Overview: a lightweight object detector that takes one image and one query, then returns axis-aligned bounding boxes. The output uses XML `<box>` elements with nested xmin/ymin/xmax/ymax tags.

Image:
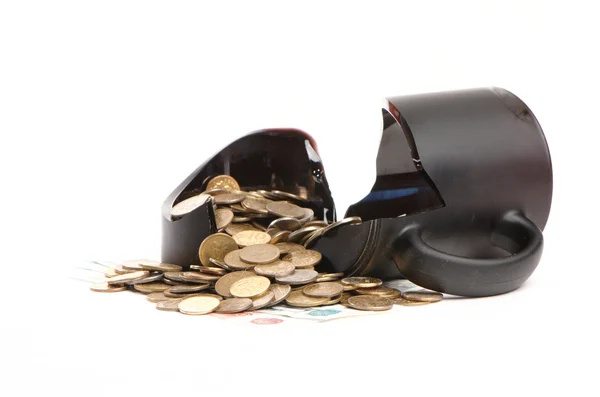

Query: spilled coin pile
<box><xmin>91</xmin><ymin>175</ymin><xmax>444</xmax><ymax>315</ymax></box>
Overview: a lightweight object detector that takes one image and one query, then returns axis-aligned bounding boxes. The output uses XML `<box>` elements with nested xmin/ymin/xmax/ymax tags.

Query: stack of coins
<box><xmin>91</xmin><ymin>175</ymin><xmax>443</xmax><ymax>315</ymax></box>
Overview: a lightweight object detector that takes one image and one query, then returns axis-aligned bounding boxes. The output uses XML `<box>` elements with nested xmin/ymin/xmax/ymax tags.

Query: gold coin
<box><xmin>347</xmin><ymin>295</ymin><xmax>393</xmax><ymax>311</ymax></box>
<box><xmin>104</xmin><ymin>268</ymin><xmax>118</xmax><ymax>278</ymax></box>
<box><xmin>163</xmin><ymin>271</ymin><xmax>187</xmax><ymax>282</ymax></box>
<box><xmin>266</xmin><ymin>201</ymin><xmax>306</xmax><ymax>219</ymax></box>
<box><xmin>106</xmin><ymin>270</ymin><xmax>150</xmax><ymax>285</ymax></box>
<box><xmin>250</xmin><ymin>290</ymin><xmax>275</xmax><ymax>310</ymax></box>
<box><xmin>270</xmin><ymin>190</ymin><xmax>311</xmax><ymax>204</ymax></box>
<box><xmin>178</xmin><ymin>296</ymin><xmax>221</xmax><ymax>315</ymax></box>
<box><xmin>303</xmin><ymin>282</ymin><xmax>344</xmax><ymax>298</ymax></box>
<box><xmin>90</xmin><ymin>282</ymin><xmax>127</xmax><ymax>293</ymax></box>
<box><xmin>203</xmin><ymin>188</ymin><xmax>229</xmax><ymax>196</ymax></box>
<box><xmin>238</xmin><ymin>244</ymin><xmax>280</xmax><ymax>264</ymax></box>
<box><xmin>171</xmin><ymin>193</ymin><xmax>211</xmax><ymax>217</ymax></box>
<box><xmin>156</xmin><ymin>299</ymin><xmax>183</xmax><ymax>312</ymax></box>
<box><xmin>182</xmin><ymin>272</ymin><xmax>220</xmax><ymax>283</ymax></box>
<box><xmin>139</xmin><ymin>262</ymin><xmax>183</xmax><ymax>272</ymax></box>
<box><xmin>356</xmin><ymin>286</ymin><xmax>402</xmax><ymax>298</ymax></box>
<box><xmin>323</xmin><ymin>294</ymin><xmax>343</xmax><ymax>305</ymax></box>
<box><xmin>114</xmin><ymin>264</ymin><xmax>135</xmax><ymax>274</ymax></box>
<box><xmin>287</xmin><ymin>226</ymin><xmax>321</xmax><ymax>243</ymax></box>
<box><xmin>266</xmin><ymin>284</ymin><xmax>292</xmax><ymax>307</ymax></box>
<box><xmin>206</xmin><ymin>175</ymin><xmax>240</xmax><ymax>192</ymax></box>
<box><xmin>340</xmin><ymin>277</ymin><xmax>383</xmax><ymax>288</ymax></box>
<box><xmin>214</xmin><ymin>271</ymin><xmax>255</xmax><ymax>297</ymax></box>
<box><xmin>393</xmin><ymin>296</ymin><xmax>432</xmax><ymax>306</ymax></box>
<box><xmin>275</xmin><ymin>242</ymin><xmax>306</xmax><ymax>255</ymax></box>
<box><xmin>285</xmin><ymin>290</ymin><xmax>329</xmax><ymax>307</ymax></box>
<box><xmin>198</xmin><ymin>233</ymin><xmax>238</xmax><ymax>266</ymax></box>
<box><xmin>187</xmin><ymin>293</ymin><xmax>223</xmax><ymax>301</ymax></box>
<box><xmin>213</xmin><ymin>192</ymin><xmax>246</xmax><ymax>205</ymax></box>
<box><xmin>343</xmin><ymin>284</ymin><xmax>358</xmax><ymax>291</ymax></box>
<box><xmin>268</xmin><ymin>217</ymin><xmax>302</xmax><ymax>231</ymax></box>
<box><xmin>282</xmin><ymin>250</ymin><xmax>322</xmax><ymax>268</ymax></box>
<box><xmin>195</xmin><ymin>266</ymin><xmax>228</xmax><ymax>276</ymax></box>
<box><xmin>133</xmin><ymin>282</ymin><xmax>171</xmax><ymax>293</ymax></box>
<box><xmin>225</xmin><ymin>223</ymin><xmax>260</xmax><ymax>236</ymax></box>
<box><xmin>165</xmin><ymin>284</ymin><xmax>210</xmax><ymax>294</ymax></box>
<box><xmin>224</xmin><ymin>250</ymin><xmax>255</xmax><ymax>270</ymax></box>
<box><xmin>254</xmin><ymin>261</ymin><xmax>295</xmax><ymax>278</ymax></box>
<box><xmin>304</xmin><ymin>220</ymin><xmax>328</xmax><ymax>228</ymax></box>
<box><xmin>319</xmin><ymin>216</ymin><xmax>363</xmax><ymax>238</ymax></box>
<box><xmin>340</xmin><ymin>292</ymin><xmax>353</xmax><ymax>306</ymax></box>
<box><xmin>401</xmin><ymin>290</ymin><xmax>443</xmax><ymax>302</ymax></box>
<box><xmin>275</xmin><ymin>269</ymin><xmax>319</xmax><ymax>285</ymax></box>
<box><xmin>214</xmin><ymin>298</ymin><xmax>253</xmax><ymax>313</ymax></box>
<box><xmin>269</xmin><ymin>230</ymin><xmax>290</xmax><ymax>244</ymax></box>
<box><xmin>233</xmin><ymin>230</ymin><xmax>271</xmax><ymax>246</ymax></box>
<box><xmin>129</xmin><ymin>272</ymin><xmax>164</xmax><ymax>284</ymax></box>
<box><xmin>232</xmin><ymin>216</ymin><xmax>253</xmax><ymax>223</ymax></box>
<box><xmin>208</xmin><ymin>258</ymin><xmax>234</xmax><ymax>271</ymax></box>
<box><xmin>299</xmin><ymin>208</ymin><xmax>315</xmax><ymax>223</ymax></box>
<box><xmin>122</xmin><ymin>259</ymin><xmax>159</xmax><ymax>271</ymax></box>
<box><xmin>147</xmin><ymin>292</ymin><xmax>172</xmax><ymax>303</ymax></box>
<box><xmin>215</xmin><ymin>208</ymin><xmax>234</xmax><ymax>230</ymax></box>
<box><xmin>229</xmin><ymin>276</ymin><xmax>271</xmax><ymax>298</ymax></box>
<box><xmin>241</xmin><ymin>196</ymin><xmax>272</xmax><ymax>214</ymax></box>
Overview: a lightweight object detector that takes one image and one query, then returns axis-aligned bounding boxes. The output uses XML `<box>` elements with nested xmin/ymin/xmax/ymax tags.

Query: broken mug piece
<box><xmin>161</xmin><ymin>87</ymin><xmax>552</xmax><ymax>298</ymax></box>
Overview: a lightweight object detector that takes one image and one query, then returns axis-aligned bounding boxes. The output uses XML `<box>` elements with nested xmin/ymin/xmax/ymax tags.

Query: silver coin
<box><xmin>287</xmin><ymin>226</ymin><xmax>321</xmax><ymax>243</ymax></box>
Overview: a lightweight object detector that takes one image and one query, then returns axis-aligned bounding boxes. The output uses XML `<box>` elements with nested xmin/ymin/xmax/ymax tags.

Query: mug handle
<box><xmin>393</xmin><ymin>211</ymin><xmax>544</xmax><ymax>297</ymax></box>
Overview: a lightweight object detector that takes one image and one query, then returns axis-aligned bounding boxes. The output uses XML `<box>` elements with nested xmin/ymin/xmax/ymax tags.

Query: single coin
<box><xmin>265</xmin><ymin>284</ymin><xmax>292</xmax><ymax>307</ymax></box>
<box><xmin>303</xmin><ymin>282</ymin><xmax>344</xmax><ymax>298</ymax></box>
<box><xmin>208</xmin><ymin>258</ymin><xmax>234</xmax><ymax>271</ymax></box>
<box><xmin>347</xmin><ymin>295</ymin><xmax>393</xmax><ymax>311</ymax></box>
<box><xmin>156</xmin><ymin>299</ymin><xmax>183</xmax><ymax>312</ymax></box>
<box><xmin>343</xmin><ymin>284</ymin><xmax>358</xmax><ymax>291</ymax></box>
<box><xmin>213</xmin><ymin>192</ymin><xmax>246</xmax><ymax>205</ymax></box>
<box><xmin>114</xmin><ymin>264</ymin><xmax>135</xmax><ymax>274</ymax></box>
<box><xmin>229</xmin><ymin>276</ymin><xmax>271</xmax><ymax>298</ymax></box>
<box><xmin>304</xmin><ymin>220</ymin><xmax>328</xmax><ymax>228</ymax></box>
<box><xmin>139</xmin><ymin>262</ymin><xmax>183</xmax><ymax>272</ymax></box>
<box><xmin>401</xmin><ymin>290</ymin><xmax>444</xmax><ymax>302</ymax></box>
<box><xmin>163</xmin><ymin>278</ymin><xmax>183</xmax><ymax>286</ymax></box>
<box><xmin>225</xmin><ymin>223</ymin><xmax>260</xmax><ymax>236</ymax></box>
<box><xmin>287</xmin><ymin>226</ymin><xmax>321</xmax><ymax>243</ymax></box>
<box><xmin>104</xmin><ymin>268</ymin><xmax>118</xmax><ymax>278</ymax></box>
<box><xmin>268</xmin><ymin>217</ymin><xmax>302</xmax><ymax>231</ymax></box>
<box><xmin>316</xmin><ymin>277</ymin><xmax>339</xmax><ymax>283</ymax></box>
<box><xmin>203</xmin><ymin>188</ymin><xmax>229</xmax><ymax>196</ymax></box>
<box><xmin>299</xmin><ymin>208</ymin><xmax>315</xmax><ymax>224</ymax></box>
<box><xmin>165</xmin><ymin>284</ymin><xmax>210</xmax><ymax>294</ymax></box>
<box><xmin>224</xmin><ymin>250</ymin><xmax>255</xmax><ymax>270</ymax></box>
<box><xmin>215</xmin><ymin>271</ymin><xmax>256</xmax><ymax>297</ymax></box>
<box><xmin>129</xmin><ymin>272</ymin><xmax>164</xmax><ymax>284</ymax></box>
<box><xmin>122</xmin><ymin>259</ymin><xmax>160</xmax><ymax>271</ymax></box>
<box><xmin>186</xmin><ymin>293</ymin><xmax>223</xmax><ymax>301</ymax></box>
<box><xmin>229</xmin><ymin>203</ymin><xmax>252</xmax><ymax>214</ymax></box>
<box><xmin>282</xmin><ymin>250</ymin><xmax>322</xmax><ymax>268</ymax></box>
<box><xmin>206</xmin><ymin>175</ymin><xmax>240</xmax><ymax>192</ymax></box>
<box><xmin>256</xmin><ymin>190</ymin><xmax>280</xmax><ymax>200</ymax></box>
<box><xmin>196</xmin><ymin>266</ymin><xmax>228</xmax><ymax>276</ymax></box>
<box><xmin>266</xmin><ymin>201</ymin><xmax>306</xmax><ymax>219</ymax></box>
<box><xmin>171</xmin><ymin>193</ymin><xmax>211</xmax><ymax>217</ymax></box>
<box><xmin>269</xmin><ymin>230</ymin><xmax>290</xmax><ymax>244</ymax></box>
<box><xmin>275</xmin><ymin>242</ymin><xmax>306</xmax><ymax>255</ymax></box>
<box><xmin>147</xmin><ymin>292</ymin><xmax>172</xmax><ymax>303</ymax></box>
<box><xmin>178</xmin><ymin>296</ymin><xmax>221</xmax><ymax>315</ymax></box>
<box><xmin>233</xmin><ymin>216</ymin><xmax>253</xmax><ymax>223</ymax></box>
<box><xmin>214</xmin><ymin>298</ymin><xmax>253</xmax><ymax>313</ymax></box>
<box><xmin>198</xmin><ymin>233</ymin><xmax>238</xmax><ymax>266</ymax></box>
<box><xmin>340</xmin><ymin>292</ymin><xmax>353</xmax><ymax>306</ymax></box>
<box><xmin>340</xmin><ymin>277</ymin><xmax>383</xmax><ymax>288</ymax></box>
<box><xmin>106</xmin><ymin>270</ymin><xmax>150</xmax><ymax>285</ymax></box>
<box><xmin>182</xmin><ymin>272</ymin><xmax>220</xmax><ymax>283</ymax></box>
<box><xmin>320</xmin><ymin>216</ymin><xmax>363</xmax><ymax>238</ymax></box>
<box><xmin>356</xmin><ymin>286</ymin><xmax>402</xmax><ymax>298</ymax></box>
<box><xmin>254</xmin><ymin>261</ymin><xmax>295</xmax><ymax>278</ymax></box>
<box><xmin>241</xmin><ymin>196</ymin><xmax>272</xmax><ymax>214</ymax></box>
<box><xmin>239</xmin><ymin>244</ymin><xmax>280</xmax><ymax>264</ymax></box>
<box><xmin>270</xmin><ymin>190</ymin><xmax>311</xmax><ymax>204</ymax></box>
<box><xmin>163</xmin><ymin>271</ymin><xmax>188</xmax><ymax>282</ymax></box>
<box><xmin>251</xmin><ymin>220</ymin><xmax>268</xmax><ymax>231</ymax></box>
<box><xmin>319</xmin><ymin>272</ymin><xmax>344</xmax><ymax>278</ymax></box>
<box><xmin>285</xmin><ymin>290</ymin><xmax>329</xmax><ymax>307</ymax></box>
<box><xmin>133</xmin><ymin>282</ymin><xmax>171</xmax><ymax>293</ymax></box>
<box><xmin>90</xmin><ymin>282</ymin><xmax>127</xmax><ymax>293</ymax></box>
<box><xmin>323</xmin><ymin>294</ymin><xmax>343</xmax><ymax>305</ymax></box>
<box><xmin>393</xmin><ymin>296</ymin><xmax>432</xmax><ymax>306</ymax></box>
<box><xmin>275</xmin><ymin>269</ymin><xmax>319</xmax><ymax>285</ymax></box>
<box><xmin>233</xmin><ymin>230</ymin><xmax>271</xmax><ymax>246</ymax></box>
<box><xmin>250</xmin><ymin>290</ymin><xmax>275</xmax><ymax>310</ymax></box>
<box><xmin>215</xmin><ymin>208</ymin><xmax>234</xmax><ymax>230</ymax></box>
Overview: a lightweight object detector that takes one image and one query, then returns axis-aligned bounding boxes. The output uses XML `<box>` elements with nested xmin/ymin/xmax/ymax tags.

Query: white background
<box><xmin>1</xmin><ymin>1</ymin><xmax>599</xmax><ymax>396</ymax></box>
